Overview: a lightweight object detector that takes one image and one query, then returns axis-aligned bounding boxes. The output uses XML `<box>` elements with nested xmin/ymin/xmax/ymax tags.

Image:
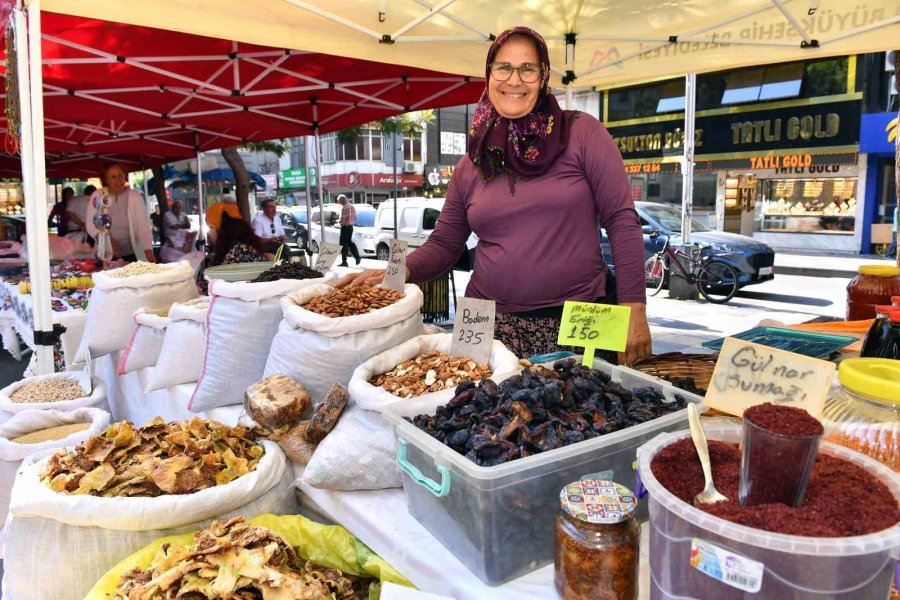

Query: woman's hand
<box><xmin>333</xmin><ymin>269</ymin><xmax>386</xmax><ymax>288</ymax></box>
<box><xmin>619</xmin><ymin>302</ymin><xmax>652</xmax><ymax>366</ymax></box>
<box><xmin>143</xmin><ymin>249</ymin><xmax>157</xmax><ymax>263</ymax></box>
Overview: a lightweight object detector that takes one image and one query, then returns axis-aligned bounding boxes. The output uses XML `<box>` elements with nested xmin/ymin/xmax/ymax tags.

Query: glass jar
<box><xmin>846</xmin><ymin>265</ymin><xmax>900</xmax><ymax>321</ymax></box>
<box><xmin>860</xmin><ymin>305</ymin><xmax>896</xmax><ymax>357</ymax></box>
<box><xmin>555</xmin><ymin>479</ymin><xmax>639</xmax><ymax>600</ymax></box>
<box><xmin>823</xmin><ymin>358</ymin><xmax>900</xmax><ymax>471</ymax></box>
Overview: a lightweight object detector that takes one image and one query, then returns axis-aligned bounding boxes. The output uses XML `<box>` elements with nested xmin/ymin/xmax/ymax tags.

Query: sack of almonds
<box><xmin>264</xmin><ymin>283</ymin><xmax>424</xmax><ymax>405</ymax></box>
<box><xmin>348</xmin><ymin>333</ymin><xmax>520</xmax><ymax>417</ymax></box>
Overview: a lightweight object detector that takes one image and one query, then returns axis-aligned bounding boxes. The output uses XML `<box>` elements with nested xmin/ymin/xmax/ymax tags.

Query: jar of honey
<box><xmin>555</xmin><ymin>479</ymin><xmax>639</xmax><ymax>600</ymax></box>
<box><xmin>846</xmin><ymin>265</ymin><xmax>900</xmax><ymax>321</ymax></box>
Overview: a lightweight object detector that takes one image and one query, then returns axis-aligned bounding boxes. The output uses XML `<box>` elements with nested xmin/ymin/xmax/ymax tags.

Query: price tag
<box><xmin>450</xmin><ymin>298</ymin><xmax>495</xmax><ymax>365</ymax></box>
<box><xmin>313</xmin><ymin>242</ymin><xmax>343</xmax><ymax>273</ymax></box>
<box><xmin>382</xmin><ymin>239</ymin><xmax>407</xmax><ymax>293</ymax></box>
<box><xmin>705</xmin><ymin>337</ymin><xmax>835</xmax><ymax>418</ymax></box>
<box><xmin>557</xmin><ymin>301</ymin><xmax>632</xmax><ymax>367</ymax></box>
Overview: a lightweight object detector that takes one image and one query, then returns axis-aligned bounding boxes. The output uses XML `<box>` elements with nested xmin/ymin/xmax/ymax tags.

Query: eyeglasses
<box><xmin>489</xmin><ymin>62</ymin><xmax>541</xmax><ymax>83</ymax></box>
<box><xmin>270</xmin><ymin>223</ymin><xmax>276</xmax><ymax>234</ymax></box>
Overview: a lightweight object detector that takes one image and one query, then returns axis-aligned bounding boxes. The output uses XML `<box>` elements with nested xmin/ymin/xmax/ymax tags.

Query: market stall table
<box><xmin>293</xmin><ymin>465</ymin><xmax>651</xmax><ymax>600</ymax></box>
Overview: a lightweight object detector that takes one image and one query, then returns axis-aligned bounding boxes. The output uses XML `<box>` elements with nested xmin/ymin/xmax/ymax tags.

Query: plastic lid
<box><xmin>838</xmin><ymin>358</ymin><xmax>900</xmax><ymax>405</ymax></box>
<box><xmin>874</xmin><ymin>305</ymin><xmax>896</xmax><ymax>315</ymax></box>
<box><xmin>560</xmin><ymin>479</ymin><xmax>636</xmax><ymax>524</ymax></box>
<box><xmin>858</xmin><ymin>265</ymin><xmax>900</xmax><ymax>276</ymax></box>
<box><xmin>893</xmin><ymin>296</ymin><xmax>900</xmax><ymax>305</ymax></box>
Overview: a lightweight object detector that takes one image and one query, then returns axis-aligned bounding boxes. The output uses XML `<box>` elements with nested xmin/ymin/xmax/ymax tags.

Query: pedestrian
<box><xmin>85</xmin><ymin>163</ymin><xmax>156</xmax><ymax>263</ymax></box>
<box><xmin>48</xmin><ymin>187</ymin><xmax>74</xmax><ymax>236</ymax></box>
<box><xmin>251</xmin><ymin>198</ymin><xmax>288</xmax><ymax>254</ymax></box>
<box><xmin>336</xmin><ymin>26</ymin><xmax>650</xmax><ymax>364</ymax></box>
<box><xmin>163</xmin><ymin>200</ymin><xmax>197</xmax><ymax>253</ymax></box>
<box><xmin>150</xmin><ymin>205</ymin><xmax>162</xmax><ymax>245</ymax></box>
<box><xmin>205</xmin><ymin>185</ymin><xmax>242</xmax><ymax>244</ymax></box>
<box><xmin>337</xmin><ymin>195</ymin><xmax>361</xmax><ymax>267</ymax></box>
<box><xmin>887</xmin><ymin>204</ymin><xmax>898</xmax><ymax>259</ymax></box>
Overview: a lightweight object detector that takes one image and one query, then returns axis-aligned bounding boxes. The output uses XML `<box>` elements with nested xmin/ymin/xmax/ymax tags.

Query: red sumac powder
<box><xmin>650</xmin><ymin>438</ymin><xmax>899</xmax><ymax>537</ymax></box>
<box><xmin>744</xmin><ymin>402</ymin><xmax>824</xmax><ymax>437</ymax></box>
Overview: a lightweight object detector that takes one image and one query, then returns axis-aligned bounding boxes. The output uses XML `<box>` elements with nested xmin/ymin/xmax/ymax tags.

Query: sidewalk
<box><xmin>775</xmin><ymin>252</ymin><xmax>896</xmax><ymax>278</ymax></box>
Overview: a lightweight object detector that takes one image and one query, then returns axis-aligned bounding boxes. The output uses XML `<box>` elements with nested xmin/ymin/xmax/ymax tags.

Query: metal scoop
<box><xmin>688</xmin><ymin>403</ymin><xmax>728</xmax><ymax>506</ymax></box>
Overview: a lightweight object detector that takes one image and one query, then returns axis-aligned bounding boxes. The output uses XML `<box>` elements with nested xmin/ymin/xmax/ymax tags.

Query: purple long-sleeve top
<box><xmin>407</xmin><ymin>113</ymin><xmax>646</xmax><ymax>313</ymax></box>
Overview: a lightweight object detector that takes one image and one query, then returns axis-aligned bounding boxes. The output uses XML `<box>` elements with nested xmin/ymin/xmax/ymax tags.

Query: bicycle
<box><xmin>644</xmin><ymin>231</ymin><xmax>739</xmax><ymax>304</ymax></box>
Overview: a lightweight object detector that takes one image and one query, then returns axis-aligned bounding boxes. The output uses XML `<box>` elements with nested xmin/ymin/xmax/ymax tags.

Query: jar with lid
<box><xmin>860</xmin><ymin>306</ymin><xmax>897</xmax><ymax>357</ymax></box>
<box><xmin>823</xmin><ymin>358</ymin><xmax>900</xmax><ymax>471</ymax></box>
<box><xmin>555</xmin><ymin>479</ymin><xmax>639</xmax><ymax>600</ymax></box>
<box><xmin>846</xmin><ymin>266</ymin><xmax>900</xmax><ymax>320</ymax></box>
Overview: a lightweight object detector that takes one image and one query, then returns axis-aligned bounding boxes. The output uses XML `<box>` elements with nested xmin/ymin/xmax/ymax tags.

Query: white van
<box><xmin>364</xmin><ymin>197</ymin><xmax>477</xmax><ymax>268</ymax></box>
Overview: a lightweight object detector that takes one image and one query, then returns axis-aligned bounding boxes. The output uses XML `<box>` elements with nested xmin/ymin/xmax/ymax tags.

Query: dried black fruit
<box><xmin>251</xmin><ymin>263</ymin><xmax>323</xmax><ymax>283</ymax></box>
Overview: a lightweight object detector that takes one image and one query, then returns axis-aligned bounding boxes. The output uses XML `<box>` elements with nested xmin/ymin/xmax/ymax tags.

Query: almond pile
<box><xmin>303</xmin><ymin>285</ymin><xmax>403</xmax><ymax>317</ymax></box>
<box><xmin>371</xmin><ymin>351</ymin><xmax>492</xmax><ymax>398</ymax></box>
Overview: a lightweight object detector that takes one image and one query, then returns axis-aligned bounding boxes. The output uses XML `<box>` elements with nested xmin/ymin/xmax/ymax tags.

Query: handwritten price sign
<box><xmin>313</xmin><ymin>242</ymin><xmax>343</xmax><ymax>273</ymax></box>
<box><xmin>382</xmin><ymin>239</ymin><xmax>408</xmax><ymax>293</ymax></box>
<box><xmin>557</xmin><ymin>301</ymin><xmax>632</xmax><ymax>366</ymax></box>
<box><xmin>450</xmin><ymin>298</ymin><xmax>495</xmax><ymax>365</ymax></box>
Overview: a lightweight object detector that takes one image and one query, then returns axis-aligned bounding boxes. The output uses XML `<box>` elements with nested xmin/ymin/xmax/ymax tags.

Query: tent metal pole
<box><xmin>392</xmin><ymin>130</ymin><xmax>398</xmax><ymax>241</ymax></box>
<box><xmin>390</xmin><ymin>0</ymin><xmax>457</xmax><ymax>40</ymax></box>
<box><xmin>681</xmin><ymin>72</ymin><xmax>696</xmax><ymax>246</ymax></box>
<box><xmin>280</xmin><ymin>0</ymin><xmax>383</xmax><ymax>40</ymax></box>
<box><xmin>19</xmin><ymin>0</ymin><xmax>55</xmax><ymax>374</ymax></box>
<box><xmin>195</xmin><ymin>135</ymin><xmax>206</xmax><ymax>246</ymax></box>
<box><xmin>314</xmin><ymin>129</ymin><xmax>326</xmax><ymax>244</ymax></box>
<box><xmin>302</xmin><ymin>136</ymin><xmax>313</xmax><ymax>254</ymax></box>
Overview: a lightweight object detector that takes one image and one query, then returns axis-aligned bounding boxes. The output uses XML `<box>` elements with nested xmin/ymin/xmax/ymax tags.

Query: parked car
<box><xmin>275</xmin><ymin>209</ymin><xmax>304</xmax><ymax>248</ymax></box>
<box><xmin>289</xmin><ymin>203</ymin><xmax>375</xmax><ymax>255</ymax></box>
<box><xmin>600</xmin><ymin>201</ymin><xmax>775</xmax><ymax>288</ymax></box>
<box><xmin>368</xmin><ymin>197</ymin><xmax>477</xmax><ymax>269</ymax></box>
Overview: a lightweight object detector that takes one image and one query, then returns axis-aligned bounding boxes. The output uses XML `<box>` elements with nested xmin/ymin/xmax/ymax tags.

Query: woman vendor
<box><xmin>339</xmin><ymin>27</ymin><xmax>650</xmax><ymax>364</ymax></box>
<box><xmin>86</xmin><ymin>163</ymin><xmax>156</xmax><ymax>263</ymax></box>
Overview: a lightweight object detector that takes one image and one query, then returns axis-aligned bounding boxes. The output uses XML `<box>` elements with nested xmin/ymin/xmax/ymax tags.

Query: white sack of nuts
<box><xmin>117</xmin><ymin>308</ymin><xmax>171</xmax><ymax>375</ymax></box>
<box><xmin>0</xmin><ymin>372</ymin><xmax>107</xmax><ymax>414</ymax></box>
<box><xmin>74</xmin><ymin>260</ymin><xmax>198</xmax><ymax>362</ymax></box>
<box><xmin>349</xmin><ymin>333</ymin><xmax>520</xmax><ymax>417</ymax></box>
<box><xmin>188</xmin><ymin>275</ymin><xmax>334</xmax><ymax>414</ymax></box>
<box><xmin>0</xmin><ymin>407</ymin><xmax>110</xmax><ymax>535</ymax></box>
<box><xmin>264</xmin><ymin>283</ymin><xmax>424</xmax><ymax>405</ymax></box>
<box><xmin>3</xmin><ymin>438</ymin><xmax>296</xmax><ymax>600</ymax></box>
<box><xmin>145</xmin><ymin>298</ymin><xmax>210</xmax><ymax>392</ymax></box>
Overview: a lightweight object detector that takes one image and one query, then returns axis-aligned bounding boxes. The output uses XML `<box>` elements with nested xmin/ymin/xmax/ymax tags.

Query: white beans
<box><xmin>107</xmin><ymin>262</ymin><xmax>168</xmax><ymax>278</ymax></box>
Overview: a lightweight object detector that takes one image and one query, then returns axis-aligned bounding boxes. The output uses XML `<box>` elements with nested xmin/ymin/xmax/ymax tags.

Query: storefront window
<box><xmin>644</xmin><ymin>172</ymin><xmax>717</xmax><ymax>211</ymax></box>
<box><xmin>322</xmin><ymin>135</ymin><xmax>336</xmax><ymax>163</ymax></box>
<box><xmin>758</xmin><ymin>177</ymin><xmax>857</xmax><ymax>233</ymax></box>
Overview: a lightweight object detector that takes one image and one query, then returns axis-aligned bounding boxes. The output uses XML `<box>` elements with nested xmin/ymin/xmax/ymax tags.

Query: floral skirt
<box><xmin>494</xmin><ymin>312</ymin><xmax>617</xmax><ymax>364</ymax></box>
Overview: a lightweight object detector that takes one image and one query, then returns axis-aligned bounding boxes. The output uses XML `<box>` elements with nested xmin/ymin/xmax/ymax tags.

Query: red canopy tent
<box><xmin>0</xmin><ymin>8</ymin><xmax>484</xmax><ymax>177</ymax></box>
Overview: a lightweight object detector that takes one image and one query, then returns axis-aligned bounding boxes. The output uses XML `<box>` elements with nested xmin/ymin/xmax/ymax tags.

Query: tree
<box><xmin>151</xmin><ymin>164</ymin><xmax>169</xmax><ymax>242</ymax></box>
<box><xmin>220</xmin><ymin>140</ymin><xmax>290</xmax><ymax>220</ymax></box>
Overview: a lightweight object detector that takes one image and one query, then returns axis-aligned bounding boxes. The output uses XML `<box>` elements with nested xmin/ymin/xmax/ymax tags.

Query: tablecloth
<box><xmin>294</xmin><ymin>465</ymin><xmax>651</xmax><ymax>600</ymax></box>
<box><xmin>96</xmin><ymin>353</ymin><xmax>243</xmax><ymax>426</ymax></box>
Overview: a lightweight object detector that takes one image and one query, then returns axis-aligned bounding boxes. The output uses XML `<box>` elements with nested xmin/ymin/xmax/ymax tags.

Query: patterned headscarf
<box><xmin>468</xmin><ymin>26</ymin><xmax>577</xmax><ymax>191</ymax></box>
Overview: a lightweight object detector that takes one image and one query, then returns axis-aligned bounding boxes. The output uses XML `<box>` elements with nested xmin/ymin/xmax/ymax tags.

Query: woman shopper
<box><xmin>338</xmin><ymin>26</ymin><xmax>650</xmax><ymax>364</ymax></box>
<box><xmin>85</xmin><ymin>163</ymin><xmax>155</xmax><ymax>262</ymax></box>
<box><xmin>197</xmin><ymin>214</ymin><xmax>274</xmax><ymax>293</ymax></box>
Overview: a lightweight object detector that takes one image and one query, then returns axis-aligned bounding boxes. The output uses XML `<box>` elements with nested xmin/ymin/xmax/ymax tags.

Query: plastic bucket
<box><xmin>636</xmin><ymin>421</ymin><xmax>900</xmax><ymax>600</ymax></box>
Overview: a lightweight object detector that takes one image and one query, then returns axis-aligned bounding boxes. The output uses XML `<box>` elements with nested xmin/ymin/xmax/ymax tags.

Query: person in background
<box><xmin>65</xmin><ymin>184</ymin><xmax>94</xmax><ymax>241</ymax></box>
<box><xmin>85</xmin><ymin>163</ymin><xmax>156</xmax><ymax>262</ymax></box>
<box><xmin>252</xmin><ymin>198</ymin><xmax>287</xmax><ymax>254</ymax></box>
<box><xmin>150</xmin><ymin>205</ymin><xmax>162</xmax><ymax>245</ymax></box>
<box><xmin>338</xmin><ymin>195</ymin><xmax>361</xmax><ymax>267</ymax></box>
<box><xmin>198</xmin><ymin>214</ymin><xmax>273</xmax><ymax>293</ymax></box>
<box><xmin>48</xmin><ymin>187</ymin><xmax>74</xmax><ymax>236</ymax></box>
<box><xmin>337</xmin><ymin>26</ymin><xmax>651</xmax><ymax>364</ymax></box>
<box><xmin>163</xmin><ymin>200</ymin><xmax>197</xmax><ymax>253</ymax></box>
<box><xmin>205</xmin><ymin>185</ymin><xmax>242</xmax><ymax>244</ymax></box>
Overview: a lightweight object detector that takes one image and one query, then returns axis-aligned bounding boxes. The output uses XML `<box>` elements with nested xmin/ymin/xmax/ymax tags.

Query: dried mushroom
<box><xmin>112</xmin><ymin>516</ymin><xmax>374</xmax><ymax>599</ymax></box>
<box><xmin>40</xmin><ymin>417</ymin><xmax>264</xmax><ymax>497</ymax></box>
<box><xmin>371</xmin><ymin>351</ymin><xmax>492</xmax><ymax>398</ymax></box>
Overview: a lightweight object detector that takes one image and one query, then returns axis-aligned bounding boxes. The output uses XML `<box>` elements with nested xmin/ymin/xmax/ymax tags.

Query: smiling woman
<box><xmin>337</xmin><ymin>27</ymin><xmax>652</xmax><ymax>365</ymax></box>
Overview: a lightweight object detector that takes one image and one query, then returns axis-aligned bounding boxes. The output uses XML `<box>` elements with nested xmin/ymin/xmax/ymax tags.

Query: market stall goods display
<box><xmin>412</xmin><ymin>358</ymin><xmax>689</xmax><ymax>467</ymax></box>
<box><xmin>251</xmin><ymin>263</ymin><xmax>324</xmax><ymax>283</ymax></box>
<box><xmin>371</xmin><ymin>351</ymin><xmax>492</xmax><ymax>398</ymax></box>
<box><xmin>111</xmin><ymin>516</ymin><xmax>375</xmax><ymax>599</ymax></box>
<box><xmin>11</xmin><ymin>422</ymin><xmax>90</xmax><ymax>444</ymax></box>
<box><xmin>244</xmin><ymin>374</ymin><xmax>310</xmax><ymax>437</ymax></box>
<box><xmin>117</xmin><ymin>308</ymin><xmax>172</xmax><ymax>375</ymax></box>
<box><xmin>0</xmin><ymin>372</ymin><xmax>107</xmax><ymax>414</ymax></box>
<box><xmin>9</xmin><ymin>377</ymin><xmax>85</xmax><ymax>403</ymax></box>
<box><xmin>264</xmin><ymin>283</ymin><xmax>424</xmax><ymax>406</ymax></box>
<box><xmin>638</xmin><ymin>423</ymin><xmax>900</xmax><ymax>600</ymax></box>
<box><xmin>305</xmin><ymin>383</ymin><xmax>349</xmax><ymax>443</ymax></box>
<box><xmin>144</xmin><ymin>298</ymin><xmax>210</xmax><ymax>392</ymax></box>
<box><xmin>75</xmin><ymin>260</ymin><xmax>199</xmax><ymax>361</ymax></box>
<box><xmin>277</xmin><ymin>421</ymin><xmax>317</xmax><ymax>465</ymax></box>
<box><xmin>189</xmin><ymin>275</ymin><xmax>334</xmax><ymax>414</ymax></box>
<box><xmin>303</xmin><ymin>284</ymin><xmax>403</xmax><ymax>317</ymax></box>
<box><xmin>41</xmin><ymin>417</ymin><xmax>264</xmax><ymax>497</ymax></box>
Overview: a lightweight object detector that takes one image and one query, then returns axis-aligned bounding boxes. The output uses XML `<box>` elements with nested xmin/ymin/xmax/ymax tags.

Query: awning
<box><xmin>39</xmin><ymin>0</ymin><xmax>900</xmax><ymax>89</ymax></box>
<box><xmin>0</xmin><ymin>7</ymin><xmax>484</xmax><ymax>177</ymax></box>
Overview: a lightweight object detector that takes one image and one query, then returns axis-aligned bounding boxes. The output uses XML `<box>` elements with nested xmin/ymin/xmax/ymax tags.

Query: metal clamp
<box><xmin>33</xmin><ymin>323</ymin><xmax>66</xmax><ymax>347</ymax></box>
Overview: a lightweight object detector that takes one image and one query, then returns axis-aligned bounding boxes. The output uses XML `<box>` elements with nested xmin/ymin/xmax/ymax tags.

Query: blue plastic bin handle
<box><xmin>396</xmin><ymin>439</ymin><xmax>451</xmax><ymax>497</ymax></box>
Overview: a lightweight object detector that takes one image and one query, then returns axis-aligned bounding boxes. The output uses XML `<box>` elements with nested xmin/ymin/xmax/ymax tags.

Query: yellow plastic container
<box><xmin>823</xmin><ymin>358</ymin><xmax>900</xmax><ymax>471</ymax></box>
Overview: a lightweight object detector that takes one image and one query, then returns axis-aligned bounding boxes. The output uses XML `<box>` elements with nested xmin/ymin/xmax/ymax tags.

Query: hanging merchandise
<box><xmin>92</xmin><ymin>190</ymin><xmax>114</xmax><ymax>263</ymax></box>
<box><xmin>4</xmin><ymin>20</ymin><xmax>20</xmax><ymax>156</ymax></box>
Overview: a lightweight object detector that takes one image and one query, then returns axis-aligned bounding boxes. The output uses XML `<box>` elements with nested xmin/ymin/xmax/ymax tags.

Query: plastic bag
<box><xmin>84</xmin><ymin>513</ymin><xmax>413</xmax><ymax>599</ymax></box>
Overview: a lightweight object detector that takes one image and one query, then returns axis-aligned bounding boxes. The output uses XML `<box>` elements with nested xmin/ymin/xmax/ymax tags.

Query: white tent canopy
<box><xmin>44</xmin><ymin>0</ymin><xmax>900</xmax><ymax>89</ymax></box>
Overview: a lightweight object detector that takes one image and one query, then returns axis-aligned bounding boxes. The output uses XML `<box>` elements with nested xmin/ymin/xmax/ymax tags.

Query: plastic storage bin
<box><xmin>384</xmin><ymin>359</ymin><xmax>705</xmax><ymax>586</ymax></box>
<box><xmin>637</xmin><ymin>421</ymin><xmax>900</xmax><ymax>600</ymax></box>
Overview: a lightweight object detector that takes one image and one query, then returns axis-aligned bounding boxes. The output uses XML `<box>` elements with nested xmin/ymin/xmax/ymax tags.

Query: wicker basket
<box><xmin>629</xmin><ymin>352</ymin><xmax>719</xmax><ymax>393</ymax></box>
